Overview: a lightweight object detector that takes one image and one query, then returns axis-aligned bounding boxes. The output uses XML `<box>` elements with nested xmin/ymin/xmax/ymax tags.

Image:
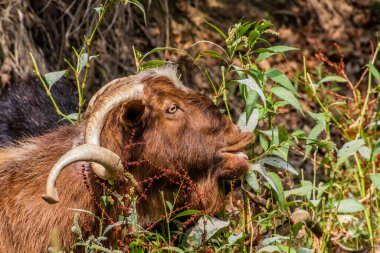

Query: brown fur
<box><xmin>0</xmin><ymin>123</ymin><xmax>98</xmax><ymax>252</ymax></box>
<box><xmin>0</xmin><ymin>69</ymin><xmax>253</xmax><ymax>252</ymax></box>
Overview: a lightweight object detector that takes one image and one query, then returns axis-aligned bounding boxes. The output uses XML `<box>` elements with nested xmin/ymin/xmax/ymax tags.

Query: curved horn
<box><xmin>42</xmin><ymin>144</ymin><xmax>124</xmax><ymax>204</ymax></box>
<box><xmin>85</xmin><ymin>82</ymin><xmax>144</xmax><ymax>178</ymax></box>
<box><xmin>86</xmin><ymin>78</ymin><xmax>124</xmax><ymax>112</ymax></box>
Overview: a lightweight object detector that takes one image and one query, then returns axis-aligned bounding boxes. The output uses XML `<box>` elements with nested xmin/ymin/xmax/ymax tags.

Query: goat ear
<box><xmin>120</xmin><ymin>100</ymin><xmax>145</xmax><ymax>129</ymax></box>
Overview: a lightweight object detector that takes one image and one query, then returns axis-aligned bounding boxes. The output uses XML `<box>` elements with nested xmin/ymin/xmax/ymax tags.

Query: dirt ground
<box><xmin>1</xmin><ymin>0</ymin><xmax>379</xmax><ymax>92</ymax></box>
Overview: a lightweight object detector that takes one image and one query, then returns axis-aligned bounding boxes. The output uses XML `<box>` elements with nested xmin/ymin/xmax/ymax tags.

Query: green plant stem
<box><xmin>75</xmin><ymin>52</ymin><xmax>84</xmax><ymax>119</ymax></box>
<box><xmin>65</xmin><ymin>57</ymin><xmax>83</xmax><ymax>120</ymax></box>
<box><xmin>221</xmin><ymin>66</ymin><xmax>232</xmax><ymax>120</ymax></box>
<box><xmin>132</xmin><ymin>46</ymin><xmax>140</xmax><ymax>72</ymax></box>
<box><xmin>223</xmin><ymin>89</ymin><xmax>232</xmax><ymax>120</ymax></box>
<box><xmin>81</xmin><ymin>0</ymin><xmax>110</xmax><ymax>119</ymax></box>
<box><xmin>353</xmin><ymin>42</ymin><xmax>380</xmax><ymax>248</ymax></box>
<box><xmin>30</xmin><ymin>53</ymin><xmax>75</xmax><ymax>125</ymax></box>
<box><xmin>371</xmin><ymin>82</ymin><xmax>380</xmax><ymax>243</ymax></box>
<box><xmin>356</xmin><ymin>154</ymin><xmax>374</xmax><ymax>247</ymax></box>
<box><xmin>64</xmin><ymin>0</ymin><xmax>112</xmax><ymax>120</ymax></box>
<box><xmin>356</xmin><ymin>41</ymin><xmax>380</xmax><ymax>138</ymax></box>
<box><xmin>373</xmin><ymin>159</ymin><xmax>380</xmax><ymax>243</ymax></box>
<box><xmin>304</xmin><ymin>58</ymin><xmax>376</xmax><ymax>248</ymax></box>
<box><xmin>159</xmin><ymin>191</ymin><xmax>170</xmax><ymax>242</ymax></box>
<box><xmin>313</xmin><ymin>149</ymin><xmax>318</xmax><ymax>201</ymax></box>
<box><xmin>241</xmin><ymin>184</ymin><xmax>249</xmax><ymax>235</ymax></box>
<box><xmin>306</xmin><ymin>70</ymin><xmax>368</xmax><ymax>202</ymax></box>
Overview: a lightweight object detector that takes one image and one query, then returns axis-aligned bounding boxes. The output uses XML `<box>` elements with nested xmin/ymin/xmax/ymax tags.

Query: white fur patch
<box><xmin>139</xmin><ymin>65</ymin><xmax>185</xmax><ymax>88</ymax></box>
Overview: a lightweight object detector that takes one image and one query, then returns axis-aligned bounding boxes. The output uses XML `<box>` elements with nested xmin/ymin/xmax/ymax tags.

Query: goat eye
<box><xmin>166</xmin><ymin>104</ymin><xmax>178</xmax><ymax>114</ymax></box>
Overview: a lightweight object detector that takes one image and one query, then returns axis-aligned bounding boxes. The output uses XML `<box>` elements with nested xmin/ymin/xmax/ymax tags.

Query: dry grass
<box><xmin>0</xmin><ymin>0</ymin><xmax>150</xmax><ymax>93</ymax></box>
<box><xmin>1</xmin><ymin>0</ymin><xmax>378</xmax><ymax>95</ymax></box>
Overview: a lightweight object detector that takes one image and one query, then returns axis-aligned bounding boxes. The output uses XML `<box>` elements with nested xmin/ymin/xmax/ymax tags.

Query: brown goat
<box><xmin>0</xmin><ymin>67</ymin><xmax>253</xmax><ymax>252</ymax></box>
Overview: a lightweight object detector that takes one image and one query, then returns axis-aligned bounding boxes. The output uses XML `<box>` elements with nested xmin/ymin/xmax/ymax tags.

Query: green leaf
<box><xmin>238</xmin><ymin>22</ymin><xmax>253</xmax><ymax>36</ymax></box>
<box><xmin>103</xmin><ymin>221</ymin><xmax>126</xmax><ymax>235</ymax></box>
<box><xmin>335</xmin><ymin>199</ymin><xmax>365</xmax><ymax>213</ymax></box>
<box><xmin>358</xmin><ymin>146</ymin><xmax>371</xmax><ymax>160</ymax></box>
<box><xmin>262</xmin><ymin>235</ymin><xmax>289</xmax><ymax>246</ymax></box>
<box><xmin>67</xmin><ymin>208</ymin><xmax>100</xmax><ymax>221</ymax></box>
<box><xmin>256</xmin><ymin>46</ymin><xmax>298</xmax><ymax>62</ymax></box>
<box><xmin>256</xmin><ymin>245</ymin><xmax>280</xmax><ymax>253</ymax></box>
<box><xmin>245</xmin><ymin>168</ymin><xmax>260</xmax><ymax>193</ymax></box>
<box><xmin>252</xmin><ymin>164</ymin><xmax>277</xmax><ymax>192</ymax></box>
<box><xmin>270</xmin><ymin>148</ymin><xmax>289</xmax><ymax>162</ymax></box>
<box><xmin>278</xmin><ymin>125</ymin><xmax>289</xmax><ymax>143</ymax></box>
<box><xmin>269</xmin><ymin>173</ymin><xmax>285</xmax><ymax>209</ymax></box>
<box><xmin>267</xmin><ymin>45</ymin><xmax>298</xmax><ymax>53</ymax></box>
<box><xmin>44</xmin><ymin>70</ymin><xmax>67</xmax><ymax>89</ymax></box>
<box><xmin>205</xmin><ymin>21</ymin><xmax>228</xmax><ymax>40</ymax></box>
<box><xmin>139</xmin><ymin>60</ymin><xmax>168</xmax><ymax>70</ymax></box>
<box><xmin>259</xmin><ymin>134</ymin><xmax>269</xmax><ymax>150</ymax></box>
<box><xmin>304</xmin><ymin>123</ymin><xmax>325</xmax><ymax>159</ymax></box>
<box><xmin>260</xmin><ymin>129</ymin><xmax>290</xmax><ymax>160</ymax></box>
<box><xmin>227</xmin><ymin>232</ymin><xmax>243</xmax><ymax>245</ymax></box>
<box><xmin>285</xmin><ymin>180</ymin><xmax>313</xmax><ymax>198</ymax></box>
<box><xmin>277</xmin><ymin>245</ymin><xmax>297</xmax><ymax>253</ymax></box>
<box><xmin>256</xmin><ymin>156</ymin><xmax>298</xmax><ymax>175</ymax></box>
<box><xmin>297</xmin><ymin>248</ymin><xmax>313</xmax><ymax>253</ymax></box>
<box><xmin>237</xmin><ymin>109</ymin><xmax>259</xmax><ymax>133</ymax></box>
<box><xmin>266</xmin><ymin>69</ymin><xmax>299</xmax><ymax>96</ymax></box>
<box><xmin>273</xmin><ymin>100</ymin><xmax>289</xmax><ymax>109</ymax></box>
<box><xmin>292</xmin><ymin>221</ymin><xmax>305</xmax><ymax>238</ymax></box>
<box><xmin>370</xmin><ymin>174</ymin><xmax>380</xmax><ymax>191</ymax></box>
<box><xmin>128</xmin><ymin>0</ymin><xmax>146</xmax><ymax>25</ymax></box>
<box><xmin>173</xmin><ymin>210</ymin><xmax>199</xmax><ymax>219</ymax></box>
<box><xmin>337</xmin><ymin>139</ymin><xmax>365</xmax><ymax>165</ymax></box>
<box><xmin>374</xmin><ymin>140</ymin><xmax>380</xmax><ymax>157</ymax></box>
<box><xmin>245</xmin><ymin>90</ymin><xmax>259</xmax><ymax>119</ymax></box>
<box><xmin>271</xmin><ymin>86</ymin><xmax>304</xmax><ymax>115</ymax></box>
<box><xmin>368</xmin><ymin>63</ymin><xmax>380</xmax><ymax>83</ymax></box>
<box><xmin>165</xmin><ymin>201</ymin><xmax>173</xmax><ymax>212</ymax></box>
<box><xmin>237</xmin><ymin>78</ymin><xmax>266</xmax><ymax>107</ymax></box>
<box><xmin>89</xmin><ymin>54</ymin><xmax>99</xmax><ymax>61</ymax></box>
<box><xmin>292</xmin><ymin>130</ymin><xmax>306</xmax><ymax>138</ymax></box>
<box><xmin>253</xmin><ymin>164</ymin><xmax>284</xmax><ymax>209</ymax></box>
<box><xmin>255</xmin><ymin>48</ymin><xmax>272</xmax><ymax>53</ymax></box>
<box><xmin>248</xmin><ymin>30</ymin><xmax>259</xmax><ymax>47</ymax></box>
<box><xmin>318</xmin><ymin>75</ymin><xmax>346</xmax><ymax>84</ymax></box>
<box><xmin>66</xmin><ymin>113</ymin><xmax>78</xmax><ymax>121</ymax></box>
<box><xmin>196</xmin><ymin>50</ymin><xmax>226</xmax><ymax>62</ymax></box>
<box><xmin>187</xmin><ymin>216</ymin><xmax>229</xmax><ymax>248</ymax></box>
<box><xmin>261</xmin><ymin>129</ymin><xmax>280</xmax><ymax>145</ymax></box>
<box><xmin>308</xmin><ymin>111</ymin><xmax>327</xmax><ymax>128</ymax></box>
<box><xmin>255</xmin><ymin>20</ymin><xmax>273</xmax><ymax>33</ymax></box>
<box><xmin>78</xmin><ymin>53</ymin><xmax>88</xmax><ymax>72</ymax></box>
